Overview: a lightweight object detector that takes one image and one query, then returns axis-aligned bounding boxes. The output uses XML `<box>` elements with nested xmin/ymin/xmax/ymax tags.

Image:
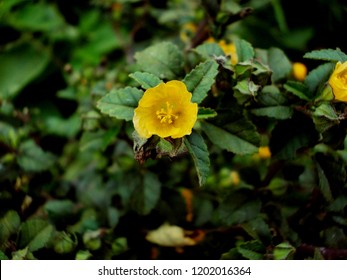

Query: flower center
<box><xmin>156</xmin><ymin>101</ymin><xmax>178</xmax><ymax>124</ymax></box>
<box><xmin>338</xmin><ymin>71</ymin><xmax>347</xmax><ymax>85</ymax></box>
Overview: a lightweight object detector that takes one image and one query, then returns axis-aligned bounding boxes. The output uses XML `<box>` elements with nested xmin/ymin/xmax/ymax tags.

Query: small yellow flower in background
<box><xmin>133</xmin><ymin>80</ymin><xmax>198</xmax><ymax>139</ymax></box>
<box><xmin>180</xmin><ymin>23</ymin><xmax>197</xmax><ymax>43</ymax></box>
<box><xmin>230</xmin><ymin>170</ymin><xmax>240</xmax><ymax>186</ymax></box>
<box><xmin>258</xmin><ymin>146</ymin><xmax>271</xmax><ymax>159</ymax></box>
<box><xmin>292</xmin><ymin>62</ymin><xmax>307</xmax><ymax>81</ymax></box>
<box><xmin>328</xmin><ymin>61</ymin><xmax>347</xmax><ymax>102</ymax></box>
<box><xmin>218</xmin><ymin>40</ymin><xmax>238</xmax><ymax>65</ymax></box>
<box><xmin>205</xmin><ymin>38</ymin><xmax>238</xmax><ymax>65</ymax></box>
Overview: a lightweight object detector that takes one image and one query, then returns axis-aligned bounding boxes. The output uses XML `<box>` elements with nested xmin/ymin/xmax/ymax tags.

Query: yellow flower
<box><xmin>133</xmin><ymin>81</ymin><xmax>198</xmax><ymax>139</ymax></box>
<box><xmin>205</xmin><ymin>38</ymin><xmax>238</xmax><ymax>65</ymax></box>
<box><xmin>180</xmin><ymin>23</ymin><xmax>197</xmax><ymax>43</ymax></box>
<box><xmin>328</xmin><ymin>61</ymin><xmax>347</xmax><ymax>102</ymax></box>
<box><xmin>218</xmin><ymin>40</ymin><xmax>238</xmax><ymax>65</ymax></box>
<box><xmin>258</xmin><ymin>146</ymin><xmax>271</xmax><ymax>159</ymax></box>
<box><xmin>292</xmin><ymin>62</ymin><xmax>307</xmax><ymax>81</ymax></box>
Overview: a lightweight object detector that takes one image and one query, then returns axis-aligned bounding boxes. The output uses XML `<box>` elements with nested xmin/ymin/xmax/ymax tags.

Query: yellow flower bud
<box><xmin>328</xmin><ymin>61</ymin><xmax>347</xmax><ymax>102</ymax></box>
<box><xmin>258</xmin><ymin>146</ymin><xmax>271</xmax><ymax>159</ymax></box>
<box><xmin>292</xmin><ymin>62</ymin><xmax>307</xmax><ymax>81</ymax></box>
<box><xmin>133</xmin><ymin>81</ymin><xmax>198</xmax><ymax>139</ymax></box>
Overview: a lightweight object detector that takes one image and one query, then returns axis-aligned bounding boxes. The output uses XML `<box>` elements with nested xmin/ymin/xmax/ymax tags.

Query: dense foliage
<box><xmin>1</xmin><ymin>0</ymin><xmax>347</xmax><ymax>260</ymax></box>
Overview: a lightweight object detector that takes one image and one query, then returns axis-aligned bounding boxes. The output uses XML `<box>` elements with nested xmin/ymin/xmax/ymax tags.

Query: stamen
<box><xmin>156</xmin><ymin>102</ymin><xmax>178</xmax><ymax>124</ymax></box>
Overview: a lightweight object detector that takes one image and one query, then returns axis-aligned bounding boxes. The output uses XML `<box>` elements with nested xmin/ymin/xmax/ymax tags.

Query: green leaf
<box><xmin>184</xmin><ymin>131</ymin><xmax>210</xmax><ymax>186</ymax></box>
<box><xmin>76</xmin><ymin>250</ymin><xmax>92</xmax><ymax>260</ymax></box>
<box><xmin>183</xmin><ymin>60</ymin><xmax>219</xmax><ymax>103</ymax></box>
<box><xmin>44</xmin><ymin>199</ymin><xmax>75</xmax><ymax>223</ymax></box>
<box><xmin>17</xmin><ymin>140</ymin><xmax>56</xmax><ymax>172</ymax></box>
<box><xmin>305</xmin><ymin>63</ymin><xmax>334</xmax><ymax>94</ymax></box>
<box><xmin>44</xmin><ymin>113</ymin><xmax>81</xmax><ymax>138</ymax></box>
<box><xmin>328</xmin><ymin>196</ymin><xmax>347</xmax><ymax>212</ymax></box>
<box><xmin>7</xmin><ymin>3</ymin><xmax>65</xmax><ymax>32</ymax></box>
<box><xmin>251</xmin><ymin>106</ymin><xmax>293</xmax><ymax>120</ymax></box>
<box><xmin>304</xmin><ymin>48</ymin><xmax>347</xmax><ymax>62</ymax></box>
<box><xmin>80</xmin><ymin>128</ymin><xmax>119</xmax><ymax>152</ymax></box>
<box><xmin>284</xmin><ymin>81</ymin><xmax>312</xmax><ymax>101</ymax></box>
<box><xmin>0</xmin><ymin>0</ymin><xmax>26</xmax><ymax>18</ymax></box>
<box><xmin>242</xmin><ymin>218</ymin><xmax>272</xmax><ymax>244</ymax></box>
<box><xmin>0</xmin><ymin>210</ymin><xmax>21</xmax><ymax>249</ymax></box>
<box><xmin>197</xmin><ymin>107</ymin><xmax>217</xmax><ymax>119</ymax></box>
<box><xmin>194</xmin><ymin>43</ymin><xmax>224</xmax><ymax>60</ymax></box>
<box><xmin>96</xmin><ymin>87</ymin><xmax>143</xmax><ymax>121</ymax></box>
<box><xmin>134</xmin><ymin>42</ymin><xmax>183</xmax><ymax>80</ymax></box>
<box><xmin>313</xmin><ymin>103</ymin><xmax>338</xmax><ymax>120</ymax></box>
<box><xmin>54</xmin><ymin>232</ymin><xmax>78</xmax><ymax>254</ymax></box>
<box><xmin>112</xmin><ymin>237</ymin><xmax>128</xmax><ymax>255</ymax></box>
<box><xmin>218</xmin><ymin>191</ymin><xmax>261</xmax><ymax>226</ymax></box>
<box><xmin>237</xmin><ymin>240</ymin><xmax>265</xmax><ymax>260</ymax></box>
<box><xmin>234</xmin><ymin>38</ymin><xmax>255</xmax><ymax>62</ymax></box>
<box><xmin>234</xmin><ymin>79</ymin><xmax>260</xmax><ymax>96</ymax></box>
<box><xmin>315</xmin><ymin>160</ymin><xmax>333</xmax><ymax>202</ymax></box>
<box><xmin>129</xmin><ymin>72</ymin><xmax>162</xmax><ymax>89</ymax></box>
<box><xmin>0</xmin><ymin>43</ymin><xmax>50</xmax><ymax>99</ymax></box>
<box><xmin>131</xmin><ymin>172</ymin><xmax>161</xmax><ymax>215</ymax></box>
<box><xmin>258</xmin><ymin>85</ymin><xmax>287</xmax><ymax>105</ymax></box>
<box><xmin>268</xmin><ymin>47</ymin><xmax>292</xmax><ymax>82</ymax></box>
<box><xmin>18</xmin><ymin>219</ymin><xmax>54</xmax><ymax>252</ymax></box>
<box><xmin>0</xmin><ymin>250</ymin><xmax>9</xmax><ymax>260</ymax></box>
<box><xmin>73</xmin><ymin>10</ymin><xmax>123</xmax><ymax>66</ymax></box>
<box><xmin>11</xmin><ymin>247</ymin><xmax>36</xmax><ymax>260</ymax></box>
<box><xmin>202</xmin><ymin>122</ymin><xmax>259</xmax><ymax>154</ymax></box>
<box><xmin>273</xmin><ymin>242</ymin><xmax>295</xmax><ymax>260</ymax></box>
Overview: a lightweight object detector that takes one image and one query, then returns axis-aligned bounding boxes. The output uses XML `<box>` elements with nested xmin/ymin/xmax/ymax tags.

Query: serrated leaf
<box><xmin>197</xmin><ymin>107</ymin><xmax>217</xmax><ymax>119</ymax></box>
<box><xmin>268</xmin><ymin>47</ymin><xmax>292</xmax><ymax>82</ymax></box>
<box><xmin>202</xmin><ymin>122</ymin><xmax>258</xmax><ymax>154</ymax></box>
<box><xmin>304</xmin><ymin>48</ymin><xmax>347</xmax><ymax>62</ymax></box>
<box><xmin>313</xmin><ymin>103</ymin><xmax>339</xmax><ymax>120</ymax></box>
<box><xmin>194</xmin><ymin>43</ymin><xmax>224</xmax><ymax>59</ymax></box>
<box><xmin>131</xmin><ymin>172</ymin><xmax>161</xmax><ymax>215</ymax></box>
<box><xmin>96</xmin><ymin>87</ymin><xmax>143</xmax><ymax>121</ymax></box>
<box><xmin>134</xmin><ymin>42</ymin><xmax>183</xmax><ymax>80</ymax></box>
<box><xmin>184</xmin><ymin>131</ymin><xmax>210</xmax><ymax>186</ymax></box>
<box><xmin>18</xmin><ymin>219</ymin><xmax>54</xmax><ymax>252</ymax></box>
<box><xmin>251</xmin><ymin>106</ymin><xmax>293</xmax><ymax>120</ymax></box>
<box><xmin>0</xmin><ymin>210</ymin><xmax>21</xmax><ymax>249</ymax></box>
<box><xmin>17</xmin><ymin>140</ymin><xmax>56</xmax><ymax>172</ymax></box>
<box><xmin>234</xmin><ymin>38</ymin><xmax>255</xmax><ymax>62</ymax></box>
<box><xmin>305</xmin><ymin>62</ymin><xmax>334</xmax><ymax>93</ymax></box>
<box><xmin>183</xmin><ymin>60</ymin><xmax>218</xmax><ymax>103</ymax></box>
<box><xmin>284</xmin><ymin>81</ymin><xmax>312</xmax><ymax>101</ymax></box>
<box><xmin>129</xmin><ymin>72</ymin><xmax>162</xmax><ymax>89</ymax></box>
